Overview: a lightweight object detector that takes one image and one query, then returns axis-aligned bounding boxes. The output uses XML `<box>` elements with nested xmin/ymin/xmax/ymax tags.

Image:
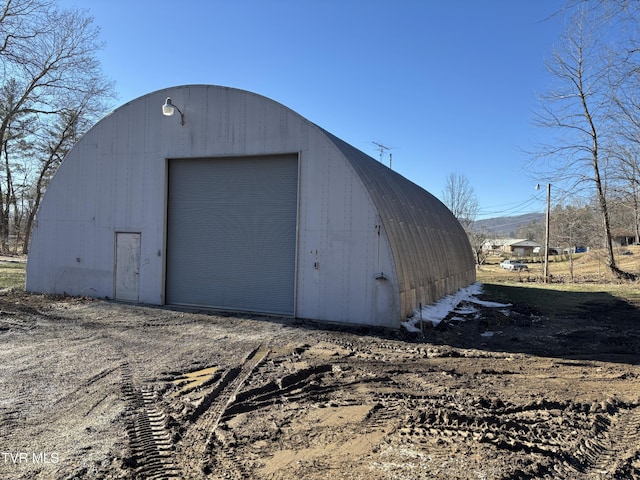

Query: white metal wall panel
<box><xmin>166</xmin><ymin>155</ymin><xmax>298</xmax><ymax>315</ymax></box>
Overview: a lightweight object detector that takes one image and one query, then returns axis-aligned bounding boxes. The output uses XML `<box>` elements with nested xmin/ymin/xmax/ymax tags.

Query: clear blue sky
<box><xmin>59</xmin><ymin>0</ymin><xmax>565</xmax><ymax>219</ymax></box>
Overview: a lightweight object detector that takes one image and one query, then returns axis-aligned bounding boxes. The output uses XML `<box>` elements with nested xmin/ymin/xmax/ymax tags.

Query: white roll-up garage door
<box><xmin>166</xmin><ymin>155</ymin><xmax>298</xmax><ymax>315</ymax></box>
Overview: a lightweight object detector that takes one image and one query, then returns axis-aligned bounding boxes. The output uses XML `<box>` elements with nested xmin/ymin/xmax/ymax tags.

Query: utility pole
<box><xmin>536</xmin><ymin>183</ymin><xmax>551</xmax><ymax>283</ymax></box>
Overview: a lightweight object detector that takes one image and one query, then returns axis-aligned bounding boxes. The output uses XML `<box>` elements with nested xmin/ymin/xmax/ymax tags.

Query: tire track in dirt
<box><xmin>212</xmin><ymin>342</ymin><xmax>411</xmax><ymax>478</ymax></box>
<box><xmin>52</xmin><ymin>365</ymin><xmax>121</xmax><ymax>415</ymax></box>
<box><xmin>176</xmin><ymin>341</ymin><xmax>271</xmax><ymax>479</ymax></box>
<box><xmin>0</xmin><ymin>347</ymin><xmax>33</xmax><ymax>442</ymax></box>
<box><xmin>586</xmin><ymin>401</ymin><xmax>640</xmax><ymax>479</ymax></box>
<box><xmin>0</xmin><ymin>390</ymin><xmax>29</xmax><ymax>447</ymax></box>
<box><xmin>207</xmin><ymin>428</ymin><xmax>250</xmax><ymax>480</ymax></box>
<box><xmin>121</xmin><ymin>362</ymin><xmax>181</xmax><ymax>480</ymax></box>
<box><xmin>385</xmin><ymin>395</ymin><xmax>640</xmax><ymax>479</ymax></box>
<box><xmin>204</xmin><ymin>334</ymin><xmax>640</xmax><ymax>479</ymax></box>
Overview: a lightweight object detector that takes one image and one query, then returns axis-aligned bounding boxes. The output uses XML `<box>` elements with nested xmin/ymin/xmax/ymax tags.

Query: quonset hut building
<box><xmin>26</xmin><ymin>85</ymin><xmax>475</xmax><ymax>328</ymax></box>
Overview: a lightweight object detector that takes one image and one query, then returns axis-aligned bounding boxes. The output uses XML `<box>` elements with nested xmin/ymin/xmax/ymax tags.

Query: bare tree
<box><xmin>534</xmin><ymin>2</ymin><xmax>636</xmax><ymax>279</ymax></box>
<box><xmin>467</xmin><ymin>228</ymin><xmax>491</xmax><ymax>266</ymax></box>
<box><xmin>549</xmin><ymin>204</ymin><xmax>599</xmax><ymax>280</ymax></box>
<box><xmin>21</xmin><ymin>110</ymin><xmax>76</xmax><ymax>253</ymax></box>
<box><xmin>441</xmin><ymin>172</ymin><xmax>484</xmax><ymax>264</ymax></box>
<box><xmin>441</xmin><ymin>172</ymin><xmax>479</xmax><ymax>231</ymax></box>
<box><xmin>0</xmin><ymin>0</ymin><xmax>53</xmax><ymax>56</ymax></box>
<box><xmin>611</xmin><ymin>73</ymin><xmax>640</xmax><ymax>244</ymax></box>
<box><xmin>606</xmin><ymin>145</ymin><xmax>640</xmax><ymax>243</ymax></box>
<box><xmin>0</xmin><ymin>0</ymin><xmax>114</xmax><ymax>253</ymax></box>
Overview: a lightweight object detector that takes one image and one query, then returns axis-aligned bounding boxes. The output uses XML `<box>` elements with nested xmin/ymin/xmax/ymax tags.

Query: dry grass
<box><xmin>477</xmin><ymin>245</ymin><xmax>640</xmax><ymax>284</ymax></box>
<box><xmin>0</xmin><ymin>259</ymin><xmax>25</xmax><ymax>290</ymax></box>
<box><xmin>477</xmin><ymin>245</ymin><xmax>640</xmax><ymax>315</ymax></box>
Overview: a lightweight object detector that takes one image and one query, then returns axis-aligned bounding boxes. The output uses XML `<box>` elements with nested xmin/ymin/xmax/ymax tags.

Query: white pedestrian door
<box><xmin>115</xmin><ymin>232</ymin><xmax>141</xmax><ymax>302</ymax></box>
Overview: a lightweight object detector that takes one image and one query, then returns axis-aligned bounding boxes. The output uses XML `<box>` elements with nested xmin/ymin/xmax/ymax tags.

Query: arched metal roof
<box><xmin>323</xmin><ymin>131</ymin><xmax>476</xmax><ymax>317</ymax></box>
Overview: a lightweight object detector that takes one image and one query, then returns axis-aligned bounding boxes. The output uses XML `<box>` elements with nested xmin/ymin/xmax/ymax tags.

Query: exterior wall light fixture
<box><xmin>162</xmin><ymin>97</ymin><xmax>184</xmax><ymax>125</ymax></box>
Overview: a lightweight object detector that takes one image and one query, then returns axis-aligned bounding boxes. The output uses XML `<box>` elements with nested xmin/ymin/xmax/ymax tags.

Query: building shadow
<box><xmin>409</xmin><ymin>284</ymin><xmax>640</xmax><ymax>365</ymax></box>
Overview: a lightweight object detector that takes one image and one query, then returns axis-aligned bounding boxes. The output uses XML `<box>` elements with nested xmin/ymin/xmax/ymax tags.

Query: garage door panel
<box><xmin>166</xmin><ymin>155</ymin><xmax>298</xmax><ymax>314</ymax></box>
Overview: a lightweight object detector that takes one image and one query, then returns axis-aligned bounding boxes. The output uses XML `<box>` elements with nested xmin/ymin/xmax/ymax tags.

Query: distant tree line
<box><xmin>514</xmin><ymin>200</ymin><xmax>635</xmax><ymax>251</ymax></box>
<box><xmin>0</xmin><ymin>0</ymin><xmax>114</xmax><ymax>254</ymax></box>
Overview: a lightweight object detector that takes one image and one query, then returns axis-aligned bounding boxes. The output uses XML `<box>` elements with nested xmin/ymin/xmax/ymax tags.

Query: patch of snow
<box><xmin>401</xmin><ymin>282</ymin><xmax>511</xmax><ymax>333</ymax></box>
<box><xmin>454</xmin><ymin>305</ymin><xmax>478</xmax><ymax>315</ymax></box>
<box><xmin>474</xmin><ymin>299</ymin><xmax>511</xmax><ymax>308</ymax></box>
<box><xmin>402</xmin><ymin>322</ymin><xmax>423</xmax><ymax>333</ymax></box>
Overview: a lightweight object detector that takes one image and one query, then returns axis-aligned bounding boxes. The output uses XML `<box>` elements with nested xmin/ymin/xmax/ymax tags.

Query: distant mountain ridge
<box><xmin>473</xmin><ymin>213</ymin><xmax>544</xmax><ymax>237</ymax></box>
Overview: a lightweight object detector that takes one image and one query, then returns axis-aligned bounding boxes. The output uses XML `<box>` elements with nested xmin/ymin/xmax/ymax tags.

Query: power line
<box><xmin>477</xmin><ymin>196</ymin><xmax>543</xmax><ymax>218</ymax></box>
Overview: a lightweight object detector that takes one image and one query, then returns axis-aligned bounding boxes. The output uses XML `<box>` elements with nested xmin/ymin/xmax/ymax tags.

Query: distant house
<box><xmin>533</xmin><ymin>246</ymin><xmax>560</xmax><ymax>255</ymax></box>
<box><xmin>482</xmin><ymin>238</ymin><xmax>542</xmax><ymax>257</ymax></box>
<box><xmin>611</xmin><ymin>229</ymin><xmax>637</xmax><ymax>247</ymax></box>
<box><xmin>532</xmin><ymin>245</ymin><xmax>588</xmax><ymax>255</ymax></box>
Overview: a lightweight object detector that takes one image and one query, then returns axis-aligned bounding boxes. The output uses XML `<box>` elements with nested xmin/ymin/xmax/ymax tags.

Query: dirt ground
<box><xmin>1</xmin><ymin>288</ymin><xmax>640</xmax><ymax>480</ymax></box>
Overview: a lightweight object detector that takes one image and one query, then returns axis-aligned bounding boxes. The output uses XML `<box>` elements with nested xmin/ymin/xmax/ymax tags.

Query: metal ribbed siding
<box><xmin>166</xmin><ymin>155</ymin><xmax>298</xmax><ymax>315</ymax></box>
<box><xmin>324</xmin><ymin>132</ymin><xmax>476</xmax><ymax>317</ymax></box>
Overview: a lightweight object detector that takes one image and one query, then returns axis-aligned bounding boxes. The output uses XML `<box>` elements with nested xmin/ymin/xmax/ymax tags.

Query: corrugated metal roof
<box><xmin>322</xmin><ymin>130</ymin><xmax>476</xmax><ymax>317</ymax></box>
<box><xmin>508</xmin><ymin>239</ymin><xmax>542</xmax><ymax>248</ymax></box>
<box><xmin>486</xmin><ymin>238</ymin><xmax>542</xmax><ymax>247</ymax></box>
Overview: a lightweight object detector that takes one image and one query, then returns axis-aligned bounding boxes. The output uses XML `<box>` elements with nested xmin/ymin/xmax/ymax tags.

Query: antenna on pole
<box><xmin>372</xmin><ymin>141</ymin><xmax>393</xmax><ymax>169</ymax></box>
